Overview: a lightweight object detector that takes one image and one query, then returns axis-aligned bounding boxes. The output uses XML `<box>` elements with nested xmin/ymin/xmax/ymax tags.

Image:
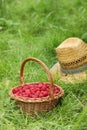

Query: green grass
<box><xmin>0</xmin><ymin>0</ymin><xmax>87</xmax><ymax>130</ymax></box>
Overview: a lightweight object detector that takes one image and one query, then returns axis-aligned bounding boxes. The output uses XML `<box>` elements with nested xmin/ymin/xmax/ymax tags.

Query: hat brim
<box><xmin>50</xmin><ymin>62</ymin><xmax>87</xmax><ymax>83</ymax></box>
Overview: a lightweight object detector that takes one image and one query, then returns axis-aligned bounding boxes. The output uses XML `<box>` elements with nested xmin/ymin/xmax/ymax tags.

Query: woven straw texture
<box><xmin>50</xmin><ymin>62</ymin><xmax>87</xmax><ymax>83</ymax></box>
<box><xmin>56</xmin><ymin>38</ymin><xmax>87</xmax><ymax>69</ymax></box>
<box><xmin>9</xmin><ymin>57</ymin><xmax>64</xmax><ymax>116</ymax></box>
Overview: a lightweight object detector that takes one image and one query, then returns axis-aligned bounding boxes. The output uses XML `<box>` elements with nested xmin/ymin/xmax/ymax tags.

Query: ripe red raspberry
<box><xmin>12</xmin><ymin>82</ymin><xmax>60</xmax><ymax>99</ymax></box>
<box><xmin>25</xmin><ymin>89</ymin><xmax>31</xmax><ymax>95</ymax></box>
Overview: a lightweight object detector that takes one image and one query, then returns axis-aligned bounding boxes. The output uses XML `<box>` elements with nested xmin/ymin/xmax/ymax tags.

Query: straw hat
<box><xmin>50</xmin><ymin>37</ymin><xmax>87</xmax><ymax>83</ymax></box>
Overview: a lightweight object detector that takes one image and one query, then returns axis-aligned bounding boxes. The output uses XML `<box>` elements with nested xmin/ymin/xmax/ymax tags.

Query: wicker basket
<box><xmin>9</xmin><ymin>57</ymin><xmax>64</xmax><ymax>116</ymax></box>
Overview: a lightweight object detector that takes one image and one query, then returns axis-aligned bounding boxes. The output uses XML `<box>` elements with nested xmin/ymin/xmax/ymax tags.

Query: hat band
<box><xmin>60</xmin><ymin>63</ymin><xmax>87</xmax><ymax>74</ymax></box>
<box><xmin>59</xmin><ymin>55</ymin><xmax>87</xmax><ymax>69</ymax></box>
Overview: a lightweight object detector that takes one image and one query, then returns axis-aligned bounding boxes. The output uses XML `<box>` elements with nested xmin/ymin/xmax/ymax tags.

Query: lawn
<box><xmin>0</xmin><ymin>0</ymin><xmax>87</xmax><ymax>130</ymax></box>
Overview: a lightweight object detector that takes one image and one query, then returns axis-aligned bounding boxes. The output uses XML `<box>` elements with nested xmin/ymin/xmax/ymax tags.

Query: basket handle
<box><xmin>20</xmin><ymin>57</ymin><xmax>54</xmax><ymax>99</ymax></box>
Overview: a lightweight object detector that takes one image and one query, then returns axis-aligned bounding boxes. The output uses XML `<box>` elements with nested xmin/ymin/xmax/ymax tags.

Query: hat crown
<box><xmin>56</xmin><ymin>37</ymin><xmax>87</xmax><ymax>69</ymax></box>
<box><xmin>58</xmin><ymin>38</ymin><xmax>82</xmax><ymax>49</ymax></box>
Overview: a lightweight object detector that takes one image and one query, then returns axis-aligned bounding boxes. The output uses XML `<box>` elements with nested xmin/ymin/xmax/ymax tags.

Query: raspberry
<box><xmin>12</xmin><ymin>82</ymin><xmax>60</xmax><ymax>99</ymax></box>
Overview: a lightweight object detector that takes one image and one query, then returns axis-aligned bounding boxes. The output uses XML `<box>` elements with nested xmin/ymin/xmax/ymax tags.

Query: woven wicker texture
<box><xmin>56</xmin><ymin>38</ymin><xmax>87</xmax><ymax>69</ymax></box>
<box><xmin>9</xmin><ymin>57</ymin><xmax>64</xmax><ymax>116</ymax></box>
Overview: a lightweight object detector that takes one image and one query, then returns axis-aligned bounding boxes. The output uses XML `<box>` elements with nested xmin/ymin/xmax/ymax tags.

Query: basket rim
<box><xmin>9</xmin><ymin>82</ymin><xmax>64</xmax><ymax>103</ymax></box>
